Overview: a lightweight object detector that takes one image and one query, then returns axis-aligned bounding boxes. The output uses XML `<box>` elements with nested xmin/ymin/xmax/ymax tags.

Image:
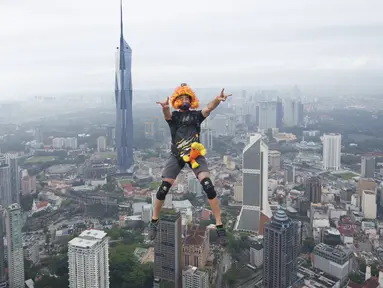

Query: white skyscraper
<box><xmin>6</xmin><ymin>203</ymin><xmax>24</xmax><ymax>288</ymax></box>
<box><xmin>322</xmin><ymin>133</ymin><xmax>342</xmax><ymax>171</ymax></box>
<box><xmin>68</xmin><ymin>230</ymin><xmax>109</xmax><ymax>288</ymax></box>
<box><xmin>97</xmin><ymin>136</ymin><xmax>107</xmax><ymax>152</ymax></box>
<box><xmin>258</xmin><ymin>101</ymin><xmax>277</xmax><ymax>130</ymax></box>
<box><xmin>235</xmin><ymin>134</ymin><xmax>272</xmax><ymax>234</ymax></box>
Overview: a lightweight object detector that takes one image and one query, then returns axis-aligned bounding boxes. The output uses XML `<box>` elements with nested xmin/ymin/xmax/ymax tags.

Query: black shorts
<box><xmin>161</xmin><ymin>154</ymin><xmax>209</xmax><ymax>180</ymax></box>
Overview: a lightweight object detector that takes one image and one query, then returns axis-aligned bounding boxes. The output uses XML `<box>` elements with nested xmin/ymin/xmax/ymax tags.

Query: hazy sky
<box><xmin>1</xmin><ymin>0</ymin><xmax>383</xmax><ymax>98</ymax></box>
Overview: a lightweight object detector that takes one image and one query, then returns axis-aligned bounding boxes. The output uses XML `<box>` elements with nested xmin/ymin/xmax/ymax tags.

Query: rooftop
<box><xmin>313</xmin><ymin>243</ymin><xmax>351</xmax><ymax>259</ymax></box>
<box><xmin>79</xmin><ymin>229</ymin><xmax>107</xmax><ymax>240</ymax></box>
<box><xmin>69</xmin><ymin>237</ymin><xmax>99</xmax><ymax>248</ymax></box>
<box><xmin>184</xmin><ymin>226</ymin><xmax>207</xmax><ymax>246</ymax></box>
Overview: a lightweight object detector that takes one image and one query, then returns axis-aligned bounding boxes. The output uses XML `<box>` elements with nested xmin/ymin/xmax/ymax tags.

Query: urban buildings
<box><xmin>305</xmin><ymin>176</ymin><xmax>322</xmax><ymax>203</ymax></box>
<box><xmin>68</xmin><ymin>229</ymin><xmax>109</xmax><ymax>288</ymax></box>
<box><xmin>263</xmin><ymin>209</ymin><xmax>299</xmax><ymax>288</ymax></box>
<box><xmin>182</xmin><ymin>266</ymin><xmax>209</xmax><ymax>288</ymax></box>
<box><xmin>268</xmin><ymin>150</ymin><xmax>281</xmax><ymax>172</ymax></box>
<box><xmin>361</xmin><ymin>155</ymin><xmax>375</xmax><ymax>178</ymax></box>
<box><xmin>115</xmin><ymin>1</ymin><xmax>134</xmax><ymax>172</ymax></box>
<box><xmin>235</xmin><ymin>134</ymin><xmax>272</xmax><ymax>234</ymax></box>
<box><xmin>284</xmin><ymin>164</ymin><xmax>295</xmax><ymax>184</ymax></box>
<box><xmin>97</xmin><ymin>136</ymin><xmax>107</xmax><ymax>152</ymax></box>
<box><xmin>283</xmin><ymin>99</ymin><xmax>303</xmax><ymax>127</ymax></box>
<box><xmin>312</xmin><ymin>243</ymin><xmax>353</xmax><ymax>284</ymax></box>
<box><xmin>5</xmin><ymin>154</ymin><xmax>20</xmax><ymax>205</ymax></box>
<box><xmin>6</xmin><ymin>203</ymin><xmax>25</xmax><ymax>288</ymax></box>
<box><xmin>362</xmin><ymin>190</ymin><xmax>377</xmax><ymax>219</ymax></box>
<box><xmin>0</xmin><ymin>156</ymin><xmax>11</xmax><ymax>207</ymax></box>
<box><xmin>154</xmin><ymin>209</ymin><xmax>182</xmax><ymax>287</ymax></box>
<box><xmin>258</xmin><ymin>101</ymin><xmax>278</xmax><ymax>130</ymax></box>
<box><xmin>250</xmin><ymin>242</ymin><xmax>263</xmax><ymax>267</ymax></box>
<box><xmin>322</xmin><ymin>133</ymin><xmax>342</xmax><ymax>171</ymax></box>
<box><xmin>0</xmin><ymin>206</ymin><xmax>6</xmax><ymax>288</ymax></box>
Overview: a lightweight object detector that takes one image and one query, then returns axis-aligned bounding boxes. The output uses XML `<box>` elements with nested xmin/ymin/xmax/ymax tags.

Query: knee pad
<box><xmin>201</xmin><ymin>177</ymin><xmax>217</xmax><ymax>199</ymax></box>
<box><xmin>156</xmin><ymin>181</ymin><xmax>172</xmax><ymax>200</ymax></box>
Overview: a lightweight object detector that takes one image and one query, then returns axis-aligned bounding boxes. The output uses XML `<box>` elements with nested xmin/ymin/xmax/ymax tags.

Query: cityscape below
<box><xmin>1</xmin><ymin>2</ymin><xmax>383</xmax><ymax>288</ymax></box>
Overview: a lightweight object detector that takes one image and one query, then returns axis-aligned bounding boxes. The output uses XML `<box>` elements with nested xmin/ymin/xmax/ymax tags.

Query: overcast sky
<box><xmin>1</xmin><ymin>0</ymin><xmax>383</xmax><ymax>98</ymax></box>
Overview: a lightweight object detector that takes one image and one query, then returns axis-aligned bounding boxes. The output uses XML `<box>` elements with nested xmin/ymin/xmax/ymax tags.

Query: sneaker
<box><xmin>148</xmin><ymin>220</ymin><xmax>158</xmax><ymax>241</ymax></box>
<box><xmin>216</xmin><ymin>226</ymin><xmax>227</xmax><ymax>246</ymax></box>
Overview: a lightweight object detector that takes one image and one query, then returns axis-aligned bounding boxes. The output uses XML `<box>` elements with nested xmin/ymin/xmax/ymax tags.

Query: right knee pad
<box><xmin>156</xmin><ymin>181</ymin><xmax>172</xmax><ymax>200</ymax></box>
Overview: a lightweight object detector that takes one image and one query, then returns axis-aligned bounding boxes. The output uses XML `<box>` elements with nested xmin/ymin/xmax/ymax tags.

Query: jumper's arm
<box><xmin>162</xmin><ymin>106</ymin><xmax>172</xmax><ymax>121</ymax></box>
<box><xmin>201</xmin><ymin>97</ymin><xmax>220</xmax><ymax>118</ymax></box>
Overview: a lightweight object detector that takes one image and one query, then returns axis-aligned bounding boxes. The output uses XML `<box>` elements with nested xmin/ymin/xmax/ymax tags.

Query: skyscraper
<box><xmin>234</xmin><ymin>134</ymin><xmax>272</xmax><ymax>234</ymax></box>
<box><xmin>0</xmin><ymin>206</ymin><xmax>6</xmax><ymax>288</ymax></box>
<box><xmin>263</xmin><ymin>209</ymin><xmax>299</xmax><ymax>288</ymax></box>
<box><xmin>6</xmin><ymin>154</ymin><xmax>20</xmax><ymax>205</ymax></box>
<box><xmin>154</xmin><ymin>209</ymin><xmax>182</xmax><ymax>287</ymax></box>
<box><xmin>361</xmin><ymin>155</ymin><xmax>375</xmax><ymax>178</ymax></box>
<box><xmin>68</xmin><ymin>230</ymin><xmax>109</xmax><ymax>288</ymax></box>
<box><xmin>6</xmin><ymin>203</ymin><xmax>24</xmax><ymax>288</ymax></box>
<box><xmin>322</xmin><ymin>133</ymin><xmax>342</xmax><ymax>171</ymax></box>
<box><xmin>115</xmin><ymin>0</ymin><xmax>133</xmax><ymax>172</ymax></box>
<box><xmin>305</xmin><ymin>176</ymin><xmax>322</xmax><ymax>203</ymax></box>
<box><xmin>0</xmin><ymin>156</ymin><xmax>12</xmax><ymax>207</ymax></box>
<box><xmin>258</xmin><ymin>101</ymin><xmax>277</xmax><ymax>130</ymax></box>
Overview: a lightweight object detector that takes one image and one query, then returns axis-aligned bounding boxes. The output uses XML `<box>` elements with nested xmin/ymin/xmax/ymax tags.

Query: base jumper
<box><xmin>149</xmin><ymin>83</ymin><xmax>232</xmax><ymax>246</ymax></box>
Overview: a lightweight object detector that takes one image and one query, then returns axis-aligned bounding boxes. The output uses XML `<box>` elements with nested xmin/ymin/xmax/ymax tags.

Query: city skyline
<box><xmin>1</xmin><ymin>0</ymin><xmax>383</xmax><ymax>98</ymax></box>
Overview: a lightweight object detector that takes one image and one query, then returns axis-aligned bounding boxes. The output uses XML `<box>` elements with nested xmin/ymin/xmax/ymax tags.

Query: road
<box><xmin>215</xmin><ymin>252</ymin><xmax>231</xmax><ymax>288</ymax></box>
<box><xmin>237</xmin><ymin>270</ymin><xmax>263</xmax><ymax>288</ymax></box>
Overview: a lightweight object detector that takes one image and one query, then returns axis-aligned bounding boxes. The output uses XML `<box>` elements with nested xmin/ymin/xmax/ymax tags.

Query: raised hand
<box><xmin>216</xmin><ymin>88</ymin><xmax>232</xmax><ymax>102</ymax></box>
<box><xmin>156</xmin><ymin>97</ymin><xmax>170</xmax><ymax>108</ymax></box>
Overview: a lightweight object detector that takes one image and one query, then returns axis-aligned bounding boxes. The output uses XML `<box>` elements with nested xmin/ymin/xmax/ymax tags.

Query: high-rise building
<box><xmin>361</xmin><ymin>156</ymin><xmax>375</xmax><ymax>178</ymax></box>
<box><xmin>283</xmin><ymin>99</ymin><xmax>303</xmax><ymax>127</ymax></box>
<box><xmin>0</xmin><ymin>206</ymin><xmax>6</xmax><ymax>288</ymax></box>
<box><xmin>6</xmin><ymin>203</ymin><xmax>25</xmax><ymax>288</ymax></box>
<box><xmin>106</xmin><ymin>126</ymin><xmax>115</xmax><ymax>147</ymax></box>
<box><xmin>68</xmin><ymin>229</ymin><xmax>109</xmax><ymax>288</ymax></box>
<box><xmin>6</xmin><ymin>154</ymin><xmax>20</xmax><ymax>205</ymax></box>
<box><xmin>263</xmin><ymin>209</ymin><xmax>299</xmax><ymax>288</ymax></box>
<box><xmin>0</xmin><ymin>156</ymin><xmax>12</xmax><ymax>207</ymax></box>
<box><xmin>268</xmin><ymin>150</ymin><xmax>281</xmax><ymax>172</ymax></box>
<box><xmin>182</xmin><ymin>266</ymin><xmax>209</xmax><ymax>288</ymax></box>
<box><xmin>362</xmin><ymin>190</ymin><xmax>377</xmax><ymax>219</ymax></box>
<box><xmin>322</xmin><ymin>133</ymin><xmax>342</xmax><ymax>171</ymax></box>
<box><xmin>284</xmin><ymin>164</ymin><xmax>295</xmax><ymax>184</ymax></box>
<box><xmin>97</xmin><ymin>136</ymin><xmax>107</xmax><ymax>152</ymax></box>
<box><xmin>154</xmin><ymin>209</ymin><xmax>182</xmax><ymax>287</ymax></box>
<box><xmin>115</xmin><ymin>1</ymin><xmax>134</xmax><ymax>172</ymax></box>
<box><xmin>258</xmin><ymin>101</ymin><xmax>278</xmax><ymax>130</ymax></box>
<box><xmin>305</xmin><ymin>176</ymin><xmax>322</xmax><ymax>203</ymax></box>
<box><xmin>200</xmin><ymin>128</ymin><xmax>213</xmax><ymax>150</ymax></box>
<box><xmin>234</xmin><ymin>134</ymin><xmax>272</xmax><ymax>234</ymax></box>
<box><xmin>34</xmin><ymin>126</ymin><xmax>44</xmax><ymax>143</ymax></box>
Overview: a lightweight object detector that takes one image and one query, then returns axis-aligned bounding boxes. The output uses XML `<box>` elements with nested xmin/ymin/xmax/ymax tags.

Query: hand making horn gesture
<box><xmin>156</xmin><ymin>97</ymin><xmax>170</xmax><ymax>108</ymax></box>
<box><xmin>216</xmin><ymin>88</ymin><xmax>232</xmax><ymax>102</ymax></box>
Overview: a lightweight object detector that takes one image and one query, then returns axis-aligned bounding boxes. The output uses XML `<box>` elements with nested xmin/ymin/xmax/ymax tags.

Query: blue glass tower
<box><xmin>115</xmin><ymin>0</ymin><xmax>133</xmax><ymax>172</ymax></box>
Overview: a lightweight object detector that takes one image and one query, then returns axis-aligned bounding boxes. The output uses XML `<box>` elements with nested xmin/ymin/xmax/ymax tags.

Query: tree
<box><xmin>35</xmin><ymin>275</ymin><xmax>69</xmax><ymax>288</ymax></box>
<box><xmin>302</xmin><ymin>237</ymin><xmax>315</xmax><ymax>253</ymax></box>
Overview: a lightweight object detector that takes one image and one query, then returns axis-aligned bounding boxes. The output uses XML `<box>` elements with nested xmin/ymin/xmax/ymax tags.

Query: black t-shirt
<box><xmin>166</xmin><ymin>110</ymin><xmax>206</xmax><ymax>157</ymax></box>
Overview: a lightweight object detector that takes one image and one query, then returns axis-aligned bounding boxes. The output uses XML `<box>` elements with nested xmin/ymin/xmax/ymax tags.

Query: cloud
<box><xmin>0</xmin><ymin>0</ymin><xmax>383</xmax><ymax>98</ymax></box>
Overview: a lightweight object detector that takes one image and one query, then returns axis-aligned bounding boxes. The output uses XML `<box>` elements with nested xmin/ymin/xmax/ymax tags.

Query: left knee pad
<box><xmin>201</xmin><ymin>177</ymin><xmax>217</xmax><ymax>199</ymax></box>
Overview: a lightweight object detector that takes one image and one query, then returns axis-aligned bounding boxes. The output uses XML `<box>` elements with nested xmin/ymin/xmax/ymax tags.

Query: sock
<box><xmin>152</xmin><ymin>218</ymin><xmax>159</xmax><ymax>223</ymax></box>
<box><xmin>216</xmin><ymin>224</ymin><xmax>223</xmax><ymax>229</ymax></box>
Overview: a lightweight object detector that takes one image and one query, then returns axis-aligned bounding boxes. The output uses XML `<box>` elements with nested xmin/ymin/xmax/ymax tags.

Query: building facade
<box><xmin>361</xmin><ymin>156</ymin><xmax>375</xmax><ymax>178</ymax></box>
<box><xmin>183</xmin><ymin>226</ymin><xmax>209</xmax><ymax>269</ymax></box>
<box><xmin>0</xmin><ymin>207</ymin><xmax>6</xmax><ymax>288</ymax></box>
<box><xmin>154</xmin><ymin>210</ymin><xmax>182</xmax><ymax>287</ymax></box>
<box><xmin>5</xmin><ymin>154</ymin><xmax>20</xmax><ymax>205</ymax></box>
<box><xmin>182</xmin><ymin>266</ymin><xmax>209</xmax><ymax>288</ymax></box>
<box><xmin>263</xmin><ymin>209</ymin><xmax>299</xmax><ymax>288</ymax></box>
<box><xmin>68</xmin><ymin>230</ymin><xmax>109</xmax><ymax>288</ymax></box>
<box><xmin>305</xmin><ymin>176</ymin><xmax>322</xmax><ymax>204</ymax></box>
<box><xmin>235</xmin><ymin>134</ymin><xmax>271</xmax><ymax>234</ymax></box>
<box><xmin>322</xmin><ymin>133</ymin><xmax>342</xmax><ymax>171</ymax></box>
<box><xmin>115</xmin><ymin>1</ymin><xmax>133</xmax><ymax>172</ymax></box>
<box><xmin>6</xmin><ymin>204</ymin><xmax>25</xmax><ymax>288</ymax></box>
<box><xmin>0</xmin><ymin>156</ymin><xmax>11</xmax><ymax>207</ymax></box>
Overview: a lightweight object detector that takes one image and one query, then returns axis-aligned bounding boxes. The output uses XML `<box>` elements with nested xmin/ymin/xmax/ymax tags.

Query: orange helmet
<box><xmin>170</xmin><ymin>83</ymin><xmax>199</xmax><ymax>109</ymax></box>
